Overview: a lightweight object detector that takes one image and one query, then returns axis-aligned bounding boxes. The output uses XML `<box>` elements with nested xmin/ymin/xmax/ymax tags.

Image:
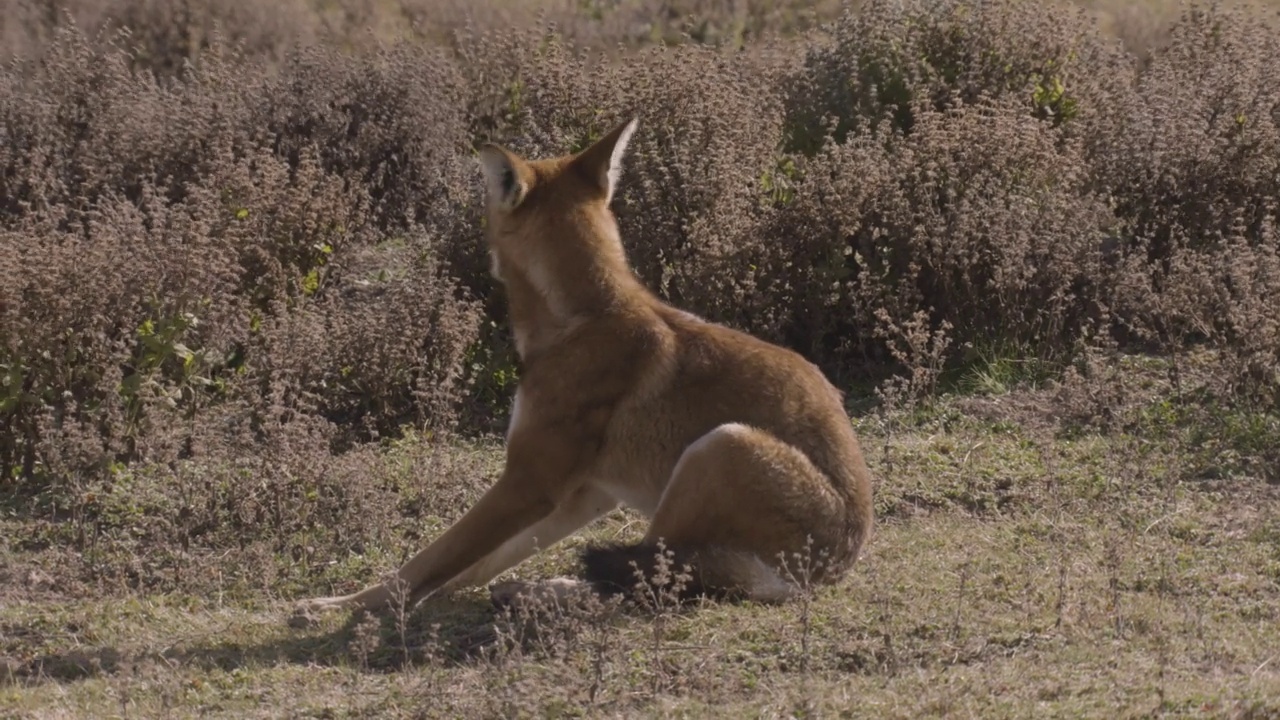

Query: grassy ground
<box><xmin>3</xmin><ymin>377</ymin><xmax>1278</xmax><ymax>719</ymax></box>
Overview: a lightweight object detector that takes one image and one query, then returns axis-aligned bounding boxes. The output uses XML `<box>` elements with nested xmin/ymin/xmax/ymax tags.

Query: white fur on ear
<box><xmin>604</xmin><ymin>118</ymin><xmax>638</xmax><ymax>203</ymax></box>
<box><xmin>479</xmin><ymin>145</ymin><xmax>526</xmax><ymax>211</ymax></box>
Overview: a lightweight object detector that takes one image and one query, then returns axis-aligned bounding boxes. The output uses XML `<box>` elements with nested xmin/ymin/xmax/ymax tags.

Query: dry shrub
<box><xmin>0</xmin><ymin>26</ymin><xmax>482</xmax><ymax>504</ymax></box>
<box><xmin>757</xmin><ymin>96</ymin><xmax>1114</xmax><ymax>378</ymax></box>
<box><xmin>556</xmin><ymin>0</ymin><xmax>844</xmax><ymax>47</ymax></box>
<box><xmin>0</xmin><ymin>0</ymin><xmax>322</xmax><ymax>76</ymax></box>
<box><xmin>760</xmin><ymin>0</ymin><xmax>1135</xmax><ymax>382</ymax></box>
<box><xmin>1</xmin><ymin>0</ymin><xmax>837</xmax><ymax>82</ymax></box>
<box><xmin>783</xmin><ymin>0</ymin><xmax>1125</xmax><ymax>154</ymax></box>
<box><xmin>776</xmin><ymin>0</ymin><xmax>1280</xmax><ymax>412</ymax></box>
<box><xmin>1090</xmin><ymin>3</ymin><xmax>1280</xmax><ymax>409</ymax></box>
<box><xmin>260</xmin><ymin>41</ymin><xmax>473</xmax><ymax>235</ymax></box>
<box><xmin>604</xmin><ymin>48</ymin><xmax>785</xmax><ymax>330</ymax></box>
<box><xmin>245</xmin><ymin>230</ymin><xmax>483</xmax><ymax>451</ymax></box>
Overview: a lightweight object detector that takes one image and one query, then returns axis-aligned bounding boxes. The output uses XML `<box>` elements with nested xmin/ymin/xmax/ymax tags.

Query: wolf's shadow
<box><xmin>174</xmin><ymin>594</ymin><xmax>507</xmax><ymax>673</ymax></box>
<box><xmin>7</xmin><ymin>594</ymin><xmax>504</xmax><ymax>686</ymax></box>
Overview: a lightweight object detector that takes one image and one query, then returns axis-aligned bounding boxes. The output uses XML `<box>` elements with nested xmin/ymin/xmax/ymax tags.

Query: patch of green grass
<box><xmin>948</xmin><ymin>341</ymin><xmax>1061</xmax><ymax>397</ymax></box>
<box><xmin>1129</xmin><ymin>389</ymin><xmax>1280</xmax><ymax>484</ymax></box>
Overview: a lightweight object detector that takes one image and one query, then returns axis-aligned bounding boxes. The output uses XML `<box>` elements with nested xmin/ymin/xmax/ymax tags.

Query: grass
<box><xmin>3</xmin><ymin>385</ymin><xmax>1278</xmax><ymax>718</ymax></box>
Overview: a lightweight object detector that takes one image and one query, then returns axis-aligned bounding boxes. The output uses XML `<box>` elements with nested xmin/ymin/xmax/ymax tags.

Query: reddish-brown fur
<box><xmin>294</xmin><ymin>117</ymin><xmax>873</xmax><ymax>617</ymax></box>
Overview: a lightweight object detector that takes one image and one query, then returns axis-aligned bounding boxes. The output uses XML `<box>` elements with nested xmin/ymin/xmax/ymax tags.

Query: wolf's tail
<box><xmin>580</xmin><ymin>541</ymin><xmax>799</xmax><ymax>604</ymax></box>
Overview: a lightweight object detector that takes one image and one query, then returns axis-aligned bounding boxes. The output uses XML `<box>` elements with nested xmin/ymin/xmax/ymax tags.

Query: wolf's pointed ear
<box><xmin>479</xmin><ymin>143</ymin><xmax>530</xmax><ymax>211</ymax></box>
<box><xmin>572</xmin><ymin>117</ymin><xmax>638</xmax><ymax>203</ymax></box>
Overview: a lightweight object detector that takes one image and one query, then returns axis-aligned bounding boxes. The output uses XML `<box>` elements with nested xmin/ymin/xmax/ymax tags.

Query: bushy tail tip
<box><xmin>580</xmin><ymin>541</ymin><xmax>718</xmax><ymax>601</ymax></box>
<box><xmin>580</xmin><ymin>541</ymin><xmax>798</xmax><ymax>604</ymax></box>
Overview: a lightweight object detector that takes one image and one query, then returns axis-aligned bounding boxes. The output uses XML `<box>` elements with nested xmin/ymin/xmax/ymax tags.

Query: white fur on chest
<box><xmin>506</xmin><ymin>389</ymin><xmax>526</xmax><ymax>442</ymax></box>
